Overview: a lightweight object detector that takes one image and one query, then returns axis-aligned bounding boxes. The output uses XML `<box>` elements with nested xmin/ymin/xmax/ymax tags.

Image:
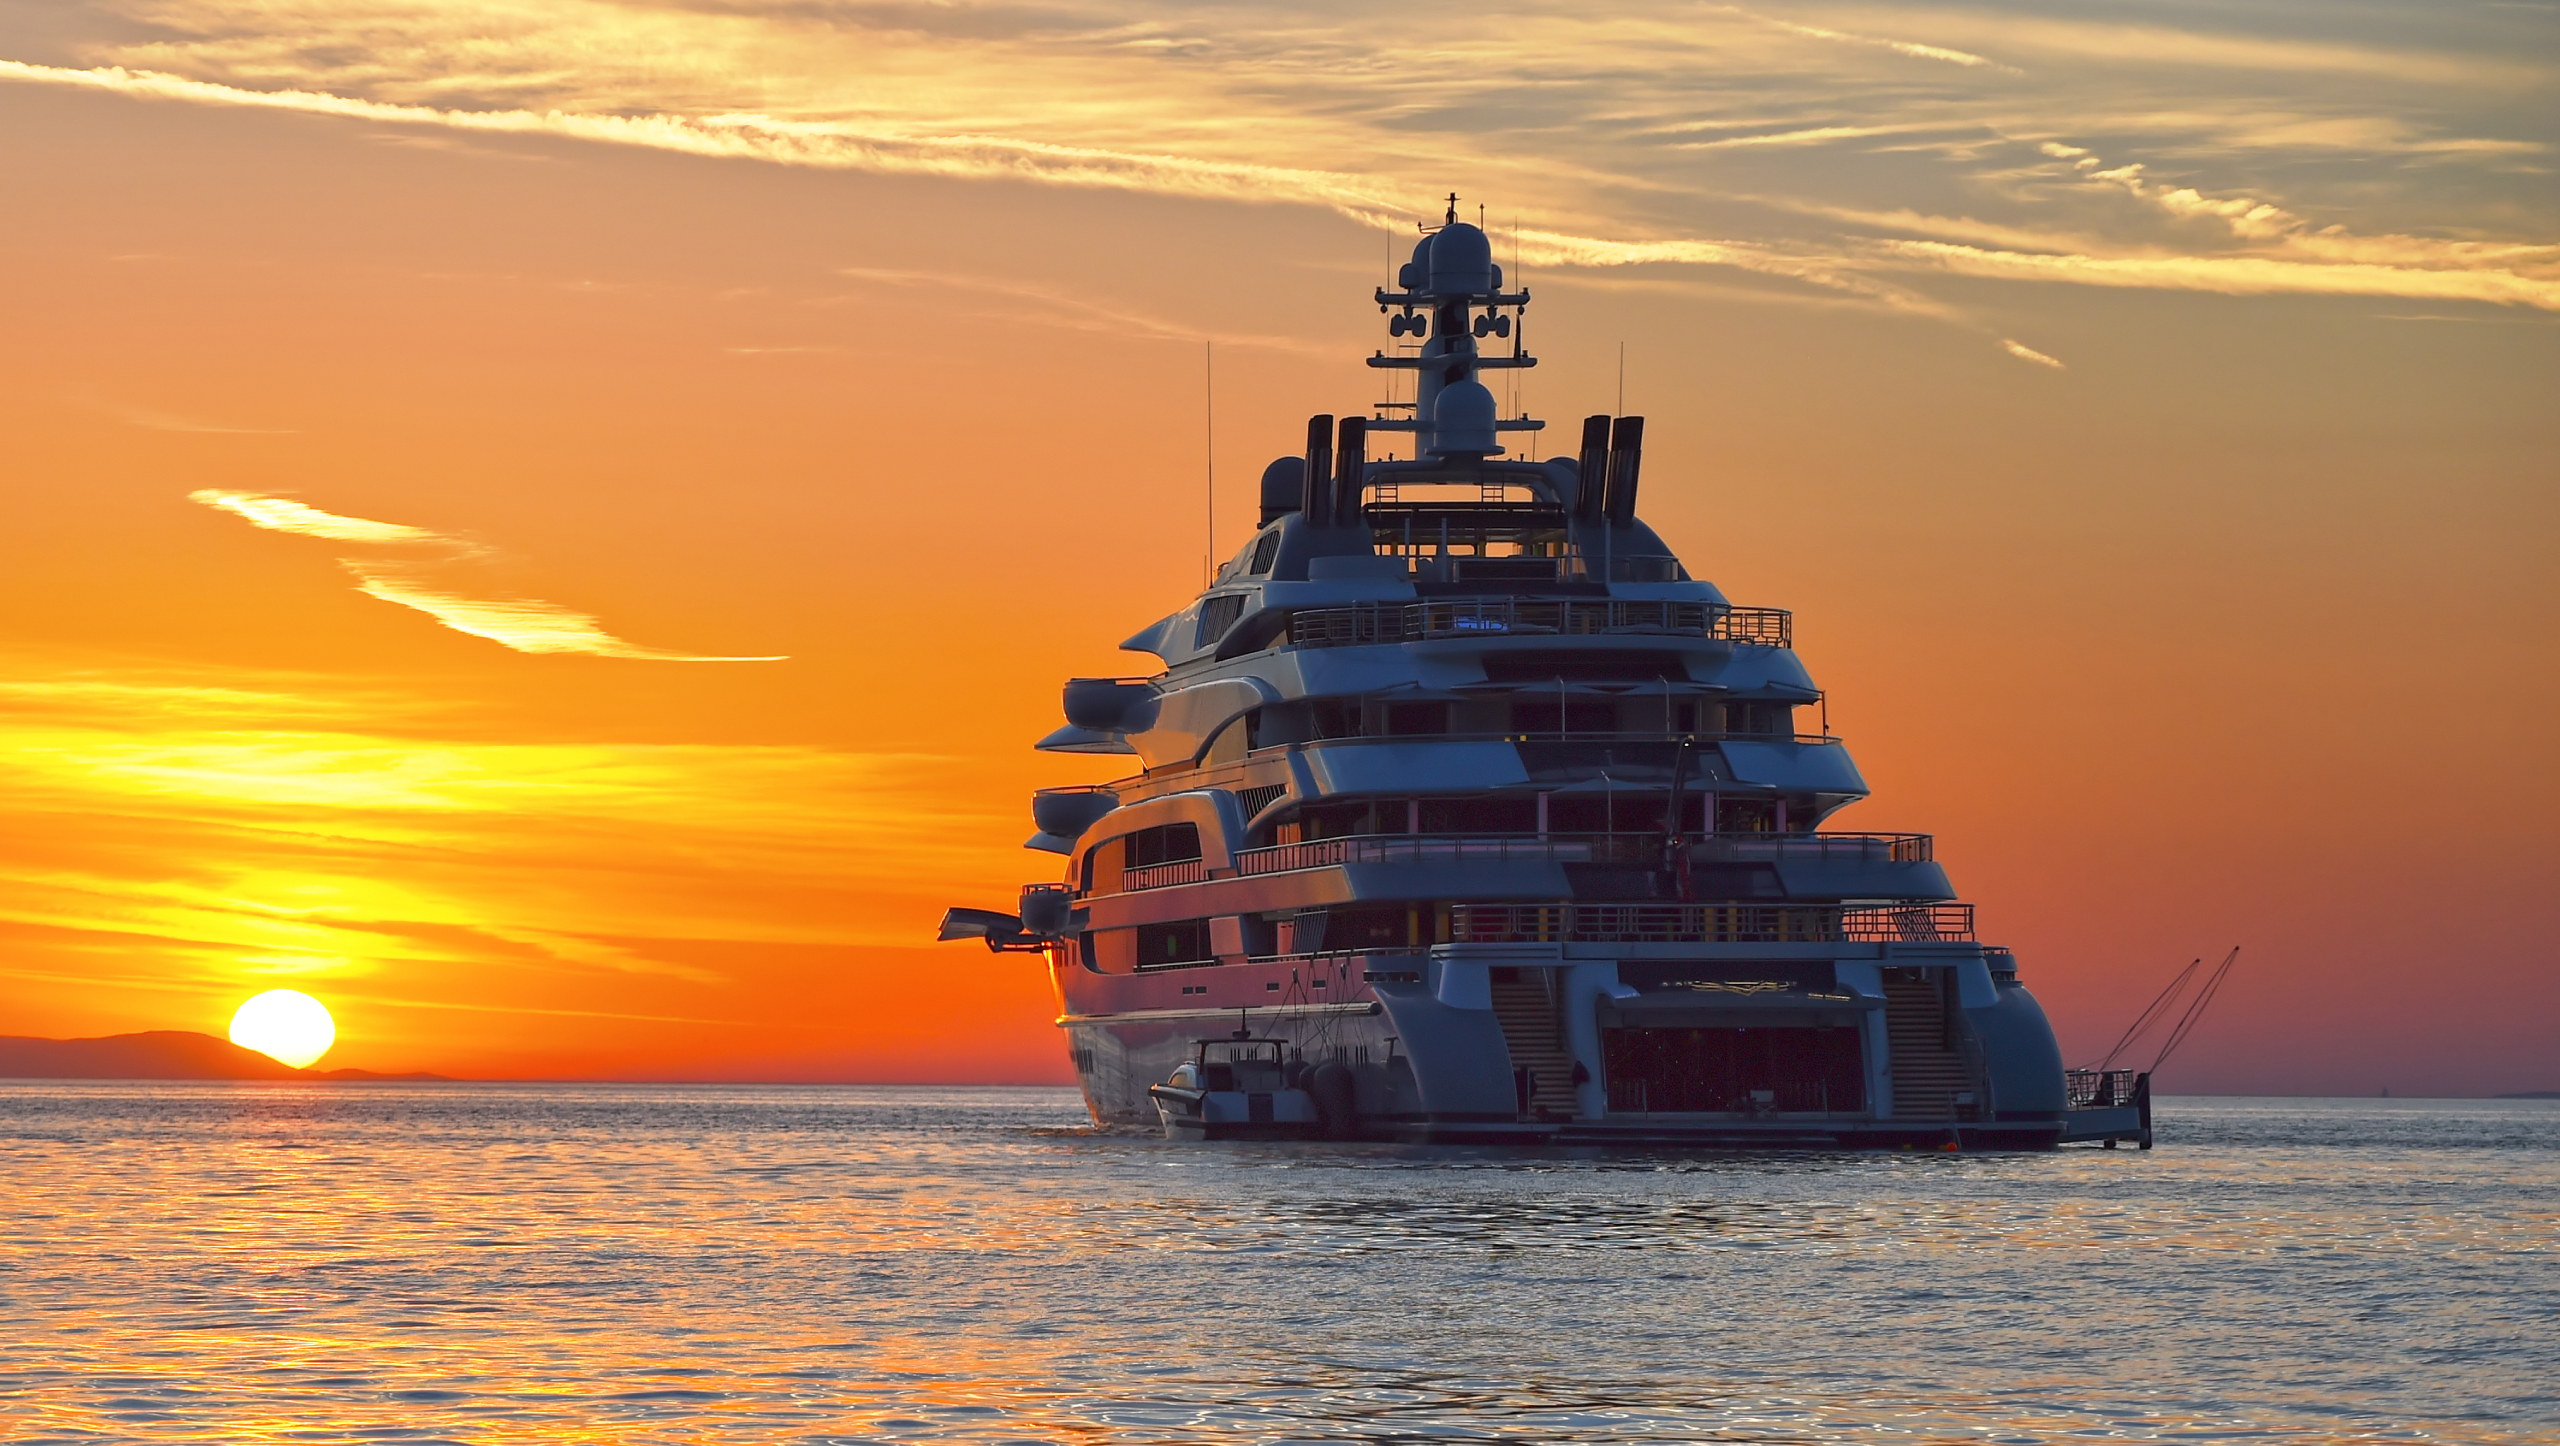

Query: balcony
<box><xmin>1288</xmin><ymin>598</ymin><xmax>1792</xmax><ymax>650</ymax></box>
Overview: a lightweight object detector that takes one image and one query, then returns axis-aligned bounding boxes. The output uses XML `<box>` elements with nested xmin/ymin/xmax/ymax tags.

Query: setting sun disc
<box><xmin>229</xmin><ymin>989</ymin><xmax>336</xmax><ymax>1069</ymax></box>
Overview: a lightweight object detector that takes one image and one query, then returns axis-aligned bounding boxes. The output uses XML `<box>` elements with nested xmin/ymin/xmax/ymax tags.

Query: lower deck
<box><xmin>1055</xmin><ymin>941</ymin><xmax>2080</xmax><ymax>1148</ymax></box>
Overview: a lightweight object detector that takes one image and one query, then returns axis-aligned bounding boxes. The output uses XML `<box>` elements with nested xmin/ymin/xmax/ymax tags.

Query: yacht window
<box><xmin>1727</xmin><ymin>701</ymin><xmax>1795</xmax><ymax>737</ymax></box>
<box><xmin>1298</xmin><ymin>799</ymin><xmax>1413</xmax><ymax>839</ymax></box>
<box><xmin>1135</xmin><ymin>918</ymin><xmax>1212</xmax><ymax>966</ymax></box>
<box><xmin>1511</xmin><ymin>700</ymin><xmax>1618</xmax><ymax>735</ymax></box>
<box><xmin>1249</xmin><ymin>531</ymin><xmax>1282</xmax><ymax>575</ymax></box>
<box><xmin>1608</xmin><ymin>556</ymin><xmax>1686</xmax><ymax>583</ymax></box>
<box><xmin>1196</xmin><ymin>594</ymin><xmax>1248</xmax><ymax>648</ymax></box>
<box><xmin>1123</xmin><ymin>823</ymin><xmax>1202</xmax><ymax>867</ymax></box>
<box><xmin>1311</xmin><ymin>700</ymin><xmax>1366</xmax><ymax>738</ymax></box>
<box><xmin>1386</xmin><ymin>701</ymin><xmax>1450</xmax><ymax>736</ymax></box>
<box><xmin>1322</xmin><ymin>902</ymin><xmax>1420</xmax><ymax>950</ymax></box>
<box><xmin>1418</xmin><ymin>796</ymin><xmax>1539</xmax><ymax>834</ymax></box>
<box><xmin>1717</xmin><ymin>797</ymin><xmax>1777</xmax><ymax>833</ymax></box>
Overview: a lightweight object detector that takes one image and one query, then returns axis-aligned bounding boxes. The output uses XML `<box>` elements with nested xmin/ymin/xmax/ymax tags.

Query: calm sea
<box><xmin>0</xmin><ymin>1086</ymin><xmax>2551</xmax><ymax>1444</ymax></box>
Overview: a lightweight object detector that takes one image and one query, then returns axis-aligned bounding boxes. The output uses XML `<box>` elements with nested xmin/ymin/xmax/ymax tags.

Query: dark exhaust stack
<box><xmin>1334</xmin><ymin>416</ymin><xmax>1368</xmax><ymax>525</ymax></box>
<box><xmin>1574</xmin><ymin>414</ymin><xmax>1611</xmax><ymax>520</ymax></box>
<box><xmin>1302</xmin><ymin>414</ymin><xmax>1335</xmax><ymax>527</ymax></box>
<box><xmin>1605</xmin><ymin>415</ymin><xmax>1645</xmax><ymax>526</ymax></box>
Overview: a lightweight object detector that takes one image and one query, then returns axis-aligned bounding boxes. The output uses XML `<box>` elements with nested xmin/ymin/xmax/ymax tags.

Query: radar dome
<box><xmin>1427</xmin><ymin>379</ymin><xmax>1503</xmax><ymax>456</ymax></box>
<box><xmin>1428</xmin><ymin>223</ymin><xmax>1494</xmax><ymax>296</ymax></box>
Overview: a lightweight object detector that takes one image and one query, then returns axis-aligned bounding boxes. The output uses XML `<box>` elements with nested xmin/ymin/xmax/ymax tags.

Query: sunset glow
<box><xmin>0</xmin><ymin>0</ymin><xmax>2550</xmax><ymax>1093</ymax></box>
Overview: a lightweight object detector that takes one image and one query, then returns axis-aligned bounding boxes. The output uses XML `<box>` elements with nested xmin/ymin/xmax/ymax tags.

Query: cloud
<box><xmin>0</xmin><ymin>59</ymin><xmax>1415</xmax><ymax>227</ymax></box>
<box><xmin>1674</xmin><ymin>125</ymin><xmax>1935</xmax><ymax>151</ymax></box>
<box><xmin>1877</xmin><ymin>238</ymin><xmax>2560</xmax><ymax>309</ymax></box>
<box><xmin>190</xmin><ymin>488</ymin><xmax>451</xmax><ymax>546</ymax></box>
<box><xmin>86</xmin><ymin>401</ymin><xmax>295</xmax><ymax>434</ymax></box>
<box><xmin>2002</xmin><ymin>338</ymin><xmax>2066</xmax><ymax>368</ymax></box>
<box><xmin>4</xmin><ymin>0</ymin><xmax>2552</xmax><ymax>333</ymax></box>
<box><xmin>188</xmin><ymin>490</ymin><xmax>784</xmax><ymax>661</ymax></box>
<box><xmin>343</xmin><ymin>563</ymin><xmax>785</xmax><ymax>661</ymax></box>
<box><xmin>1741</xmin><ymin>12</ymin><xmax>2016</xmax><ymax>71</ymax></box>
<box><xmin>834</xmin><ymin>266</ymin><xmax>1328</xmax><ymax>352</ymax></box>
<box><xmin>0</xmin><ymin>659</ymin><xmax>1022</xmax><ymax>1066</ymax></box>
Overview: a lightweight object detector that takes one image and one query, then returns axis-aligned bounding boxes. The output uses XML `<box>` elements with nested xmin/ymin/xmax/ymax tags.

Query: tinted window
<box><xmin>1136</xmin><ymin>918</ymin><xmax>1212</xmax><ymax>965</ymax></box>
<box><xmin>1511</xmin><ymin>700</ymin><xmax>1618</xmax><ymax>734</ymax></box>
<box><xmin>1123</xmin><ymin>823</ymin><xmax>1202</xmax><ymax>867</ymax></box>
<box><xmin>1386</xmin><ymin>701</ymin><xmax>1450</xmax><ymax>736</ymax></box>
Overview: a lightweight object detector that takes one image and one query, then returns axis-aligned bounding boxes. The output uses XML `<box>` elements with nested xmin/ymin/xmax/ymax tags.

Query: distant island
<box><xmin>0</xmin><ymin>1031</ymin><xmax>449</xmax><ymax>1081</ymax></box>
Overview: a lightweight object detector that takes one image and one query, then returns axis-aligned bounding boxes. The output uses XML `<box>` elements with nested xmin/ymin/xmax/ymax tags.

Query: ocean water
<box><xmin>0</xmin><ymin>1087</ymin><xmax>2551</xmax><ymax>1444</ymax></box>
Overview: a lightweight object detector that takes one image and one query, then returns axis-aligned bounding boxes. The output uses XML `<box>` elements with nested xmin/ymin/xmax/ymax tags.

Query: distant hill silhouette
<box><xmin>0</xmin><ymin>1031</ymin><xmax>449</xmax><ymax>1081</ymax></box>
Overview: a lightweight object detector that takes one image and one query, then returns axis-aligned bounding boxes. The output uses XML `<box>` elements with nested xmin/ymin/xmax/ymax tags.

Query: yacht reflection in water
<box><xmin>945</xmin><ymin>198</ymin><xmax>2106</xmax><ymax>1150</ymax></box>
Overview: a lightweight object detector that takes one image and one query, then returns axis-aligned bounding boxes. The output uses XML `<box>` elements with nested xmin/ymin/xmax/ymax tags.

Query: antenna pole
<box><xmin>1204</xmin><ymin>339</ymin><xmax>1214</xmax><ymax>588</ymax></box>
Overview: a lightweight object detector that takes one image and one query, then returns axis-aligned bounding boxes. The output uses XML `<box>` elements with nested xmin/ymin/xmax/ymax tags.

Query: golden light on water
<box><xmin>229</xmin><ymin>989</ymin><xmax>337</xmax><ymax>1068</ymax></box>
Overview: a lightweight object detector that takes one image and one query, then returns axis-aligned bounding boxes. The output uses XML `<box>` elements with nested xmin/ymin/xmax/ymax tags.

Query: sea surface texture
<box><xmin>0</xmin><ymin>1087</ymin><xmax>2551</xmax><ymax>1444</ymax></box>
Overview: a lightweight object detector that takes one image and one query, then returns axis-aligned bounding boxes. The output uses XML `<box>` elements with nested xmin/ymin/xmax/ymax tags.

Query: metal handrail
<box><xmin>1445</xmin><ymin>901</ymin><xmax>1974</xmax><ymax>945</ymax></box>
<box><xmin>2065</xmin><ymin>1068</ymin><xmax>2141</xmax><ymax>1109</ymax></box>
<box><xmin>1122</xmin><ymin>859</ymin><xmax>1208</xmax><ymax>890</ymax></box>
<box><xmin>1288</xmin><ymin>599</ymin><xmax>1792</xmax><ymax>650</ymax></box>
<box><xmin>1247</xmin><ymin>729</ymin><xmax>1839</xmax><ymax>754</ymax></box>
<box><xmin>1225</xmin><ymin>831</ymin><xmax>1931</xmax><ymax>881</ymax></box>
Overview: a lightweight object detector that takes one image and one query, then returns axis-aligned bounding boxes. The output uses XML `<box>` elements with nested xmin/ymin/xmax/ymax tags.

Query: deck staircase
<box><xmin>1883</xmin><ymin>970</ymin><xmax>1974</xmax><ymax>1120</ymax></box>
<box><xmin>1489</xmin><ymin>969</ymin><xmax>1581</xmax><ymax>1119</ymax></box>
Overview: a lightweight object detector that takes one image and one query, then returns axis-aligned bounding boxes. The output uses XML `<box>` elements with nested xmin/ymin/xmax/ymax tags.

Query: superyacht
<box><xmin>944</xmin><ymin>200</ymin><xmax>2134</xmax><ymax>1148</ymax></box>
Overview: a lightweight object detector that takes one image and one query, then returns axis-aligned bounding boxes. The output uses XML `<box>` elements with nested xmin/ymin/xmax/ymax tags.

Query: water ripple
<box><xmin>1</xmin><ymin>1086</ymin><xmax>2553</xmax><ymax>1443</ymax></box>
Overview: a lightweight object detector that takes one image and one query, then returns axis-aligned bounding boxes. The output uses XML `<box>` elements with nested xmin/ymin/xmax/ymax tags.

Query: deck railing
<box><xmin>1222</xmin><ymin>831</ymin><xmax>1932</xmax><ymax>882</ymax></box>
<box><xmin>1446</xmin><ymin>901</ymin><xmax>1975</xmax><ymax>945</ymax></box>
<box><xmin>1288</xmin><ymin>599</ymin><xmax>1792</xmax><ymax>650</ymax></box>
<box><xmin>1122</xmin><ymin>859</ymin><xmax>1208</xmax><ymax>890</ymax></box>
<box><xmin>2066</xmin><ymin>1068</ymin><xmax>2142</xmax><ymax>1110</ymax></box>
<box><xmin>1250</xmin><ymin>729</ymin><xmax>1839</xmax><ymax>754</ymax></box>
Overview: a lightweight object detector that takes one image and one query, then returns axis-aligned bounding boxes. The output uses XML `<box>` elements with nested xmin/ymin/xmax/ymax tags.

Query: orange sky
<box><xmin>2</xmin><ymin>0</ymin><xmax>2554</xmax><ymax>1093</ymax></box>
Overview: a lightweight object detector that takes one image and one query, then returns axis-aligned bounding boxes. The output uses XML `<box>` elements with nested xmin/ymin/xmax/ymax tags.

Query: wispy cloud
<box><xmin>1737</xmin><ymin>11</ymin><xmax>2016</xmax><ymax>71</ymax></box>
<box><xmin>343</xmin><ymin>563</ymin><xmax>785</xmax><ymax>661</ymax></box>
<box><xmin>84</xmin><ymin>400</ymin><xmax>295</xmax><ymax>434</ymax></box>
<box><xmin>0</xmin><ymin>658</ymin><xmax>1027</xmax><ymax>1069</ymax></box>
<box><xmin>1878</xmin><ymin>238</ymin><xmax>2559</xmax><ymax>308</ymax></box>
<box><xmin>1674</xmin><ymin>124</ymin><xmax>1935</xmax><ymax>151</ymax></box>
<box><xmin>192</xmin><ymin>489</ymin><xmax>450</xmax><ymax>546</ymax></box>
<box><xmin>4</xmin><ymin>0</ymin><xmax>2551</xmax><ymax>331</ymax></box>
<box><xmin>187</xmin><ymin>490</ymin><xmax>783</xmax><ymax>661</ymax></box>
<box><xmin>2002</xmin><ymin>339</ymin><xmax>2066</xmax><ymax>369</ymax></box>
<box><xmin>835</xmin><ymin>266</ymin><xmax>1328</xmax><ymax>352</ymax></box>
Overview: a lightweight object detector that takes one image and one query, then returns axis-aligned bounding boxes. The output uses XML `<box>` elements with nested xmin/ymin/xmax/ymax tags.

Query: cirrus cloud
<box><xmin>188</xmin><ymin>489</ymin><xmax>783</xmax><ymax>661</ymax></box>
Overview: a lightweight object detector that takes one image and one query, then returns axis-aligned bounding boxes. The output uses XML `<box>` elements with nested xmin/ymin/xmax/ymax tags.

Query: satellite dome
<box><xmin>1427</xmin><ymin>379</ymin><xmax>1503</xmax><ymax>456</ymax></box>
<box><xmin>1398</xmin><ymin>234</ymin><xmax>1436</xmax><ymax>290</ymax></box>
<box><xmin>1428</xmin><ymin>222</ymin><xmax>1494</xmax><ymax>296</ymax></box>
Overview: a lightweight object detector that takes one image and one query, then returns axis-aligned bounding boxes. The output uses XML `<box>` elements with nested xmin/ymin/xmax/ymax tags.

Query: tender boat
<box><xmin>944</xmin><ymin>197</ymin><xmax>2090</xmax><ymax>1149</ymax></box>
<box><xmin>1146</xmin><ymin>1039</ymin><xmax>1334</xmax><ymax>1141</ymax></box>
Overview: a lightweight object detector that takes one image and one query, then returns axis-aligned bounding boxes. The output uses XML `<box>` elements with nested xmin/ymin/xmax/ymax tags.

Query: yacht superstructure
<box><xmin>942</xmin><ymin>201</ymin><xmax>2074</xmax><ymax>1148</ymax></box>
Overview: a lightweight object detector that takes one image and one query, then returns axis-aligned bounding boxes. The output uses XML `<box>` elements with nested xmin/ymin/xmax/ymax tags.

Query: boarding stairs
<box><xmin>1490</xmin><ymin>969</ymin><xmax>1581</xmax><ymax>1120</ymax></box>
<box><xmin>1883</xmin><ymin>969</ymin><xmax>1975</xmax><ymax>1120</ymax></box>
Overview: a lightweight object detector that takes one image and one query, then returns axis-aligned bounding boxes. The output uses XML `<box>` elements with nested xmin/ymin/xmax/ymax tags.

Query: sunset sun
<box><xmin>228</xmin><ymin>989</ymin><xmax>336</xmax><ymax>1068</ymax></box>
